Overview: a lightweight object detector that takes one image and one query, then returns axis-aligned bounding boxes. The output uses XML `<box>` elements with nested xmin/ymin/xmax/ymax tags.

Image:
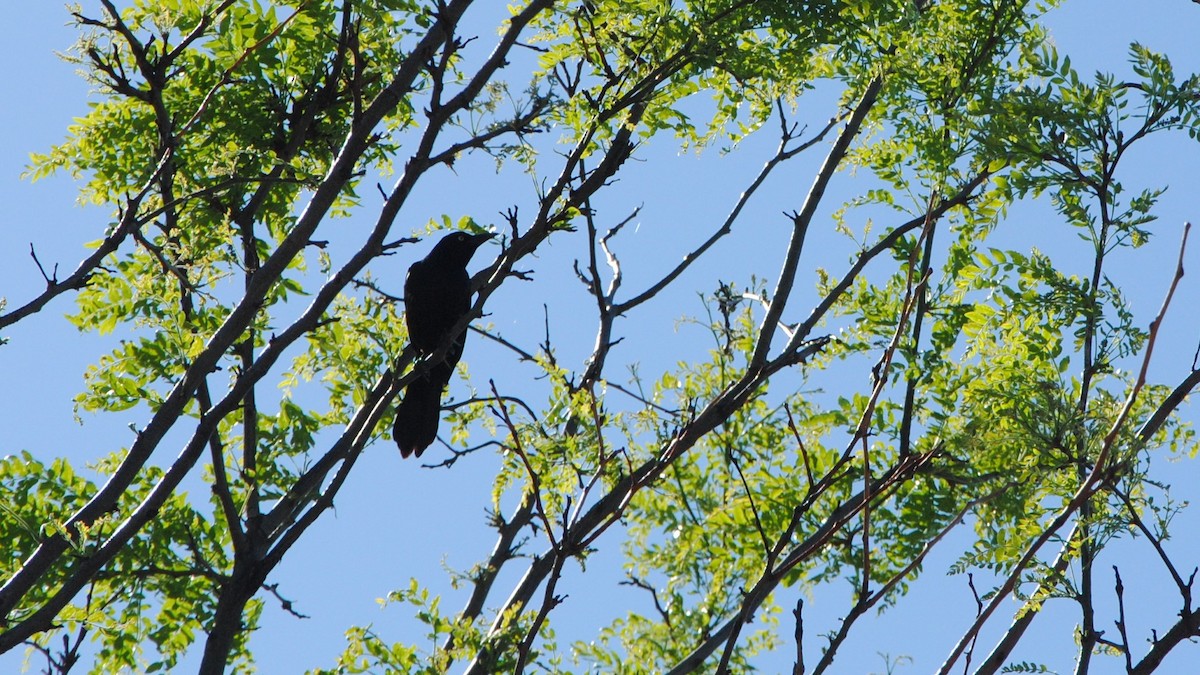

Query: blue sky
<box><xmin>3</xmin><ymin>2</ymin><xmax>1200</xmax><ymax>673</ymax></box>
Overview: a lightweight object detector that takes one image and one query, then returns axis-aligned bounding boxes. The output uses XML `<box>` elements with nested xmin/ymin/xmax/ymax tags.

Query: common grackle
<box><xmin>393</xmin><ymin>231</ymin><xmax>493</xmax><ymax>458</ymax></box>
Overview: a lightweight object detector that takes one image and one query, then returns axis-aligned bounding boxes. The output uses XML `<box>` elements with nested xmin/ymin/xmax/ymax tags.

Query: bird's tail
<box><xmin>393</xmin><ymin>364</ymin><xmax>453</xmax><ymax>458</ymax></box>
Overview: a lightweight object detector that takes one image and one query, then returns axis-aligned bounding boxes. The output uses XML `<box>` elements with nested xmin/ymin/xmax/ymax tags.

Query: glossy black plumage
<box><xmin>393</xmin><ymin>231</ymin><xmax>492</xmax><ymax>457</ymax></box>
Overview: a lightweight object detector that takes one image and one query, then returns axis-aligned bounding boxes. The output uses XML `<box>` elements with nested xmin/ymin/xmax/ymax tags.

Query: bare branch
<box><xmin>612</xmin><ymin>107</ymin><xmax>843</xmax><ymax>316</ymax></box>
<box><xmin>749</xmin><ymin>75</ymin><xmax>883</xmax><ymax>370</ymax></box>
<box><xmin>1113</xmin><ymin>567</ymin><xmax>1134</xmax><ymax>672</ymax></box>
<box><xmin>792</xmin><ymin>598</ymin><xmax>805</xmax><ymax>675</ymax></box>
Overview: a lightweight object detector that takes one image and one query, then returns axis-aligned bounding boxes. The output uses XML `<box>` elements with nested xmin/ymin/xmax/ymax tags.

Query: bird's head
<box><xmin>429</xmin><ymin>231</ymin><xmax>494</xmax><ymax>266</ymax></box>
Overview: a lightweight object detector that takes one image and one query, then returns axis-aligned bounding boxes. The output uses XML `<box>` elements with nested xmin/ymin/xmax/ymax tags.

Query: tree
<box><xmin>2</xmin><ymin>0</ymin><xmax>1200</xmax><ymax>672</ymax></box>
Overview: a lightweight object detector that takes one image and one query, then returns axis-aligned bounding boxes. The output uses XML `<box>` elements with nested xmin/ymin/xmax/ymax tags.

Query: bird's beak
<box><xmin>471</xmin><ymin>232</ymin><xmax>495</xmax><ymax>248</ymax></box>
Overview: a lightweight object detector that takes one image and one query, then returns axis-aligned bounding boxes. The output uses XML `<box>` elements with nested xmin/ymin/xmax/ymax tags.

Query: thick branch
<box><xmin>749</xmin><ymin>75</ymin><xmax>883</xmax><ymax>370</ymax></box>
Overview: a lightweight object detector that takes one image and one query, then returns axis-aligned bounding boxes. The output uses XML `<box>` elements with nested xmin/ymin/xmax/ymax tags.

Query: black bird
<box><xmin>393</xmin><ymin>231</ymin><xmax>493</xmax><ymax>458</ymax></box>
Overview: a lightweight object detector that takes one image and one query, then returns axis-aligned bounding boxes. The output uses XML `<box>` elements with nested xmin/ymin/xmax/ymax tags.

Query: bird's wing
<box><xmin>404</xmin><ymin>259</ymin><xmax>440</xmax><ymax>353</ymax></box>
<box><xmin>404</xmin><ymin>259</ymin><xmax>471</xmax><ymax>355</ymax></box>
